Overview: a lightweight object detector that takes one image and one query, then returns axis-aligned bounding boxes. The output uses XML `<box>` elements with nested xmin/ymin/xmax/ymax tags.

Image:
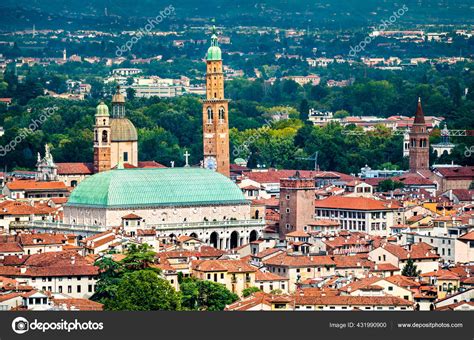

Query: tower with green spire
<box><xmin>206</xmin><ymin>26</ymin><xmax>222</xmax><ymax>61</ymax></box>
<box><xmin>202</xmin><ymin>24</ymin><xmax>230</xmax><ymax>177</ymax></box>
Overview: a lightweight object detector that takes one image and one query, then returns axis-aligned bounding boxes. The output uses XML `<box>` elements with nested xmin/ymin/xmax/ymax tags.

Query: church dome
<box><xmin>206</xmin><ymin>34</ymin><xmax>222</xmax><ymax>61</ymax></box>
<box><xmin>96</xmin><ymin>102</ymin><xmax>109</xmax><ymax>117</ymax></box>
<box><xmin>110</xmin><ymin>118</ymin><xmax>138</xmax><ymax>142</ymax></box>
<box><xmin>66</xmin><ymin>168</ymin><xmax>247</xmax><ymax>208</ymax></box>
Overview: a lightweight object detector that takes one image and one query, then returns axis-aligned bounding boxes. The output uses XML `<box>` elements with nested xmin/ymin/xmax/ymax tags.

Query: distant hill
<box><xmin>1</xmin><ymin>0</ymin><xmax>473</xmax><ymax>30</ymax></box>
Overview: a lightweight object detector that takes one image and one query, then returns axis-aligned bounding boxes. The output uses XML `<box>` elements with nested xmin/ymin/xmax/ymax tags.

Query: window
<box><xmin>68</xmin><ymin>286</ymin><xmax>72</xmax><ymax>293</ymax></box>
<box><xmin>77</xmin><ymin>285</ymin><xmax>81</xmax><ymax>293</ymax></box>
<box><xmin>101</xmin><ymin>130</ymin><xmax>108</xmax><ymax>143</ymax></box>
<box><xmin>388</xmin><ymin>286</ymin><xmax>393</xmax><ymax>291</ymax></box>
<box><xmin>59</xmin><ymin>286</ymin><xmax>63</xmax><ymax>293</ymax></box>
<box><xmin>218</xmin><ymin>107</ymin><xmax>225</xmax><ymax>122</ymax></box>
<box><xmin>207</xmin><ymin>107</ymin><xmax>213</xmax><ymax>123</ymax></box>
<box><xmin>88</xmin><ymin>285</ymin><xmax>93</xmax><ymax>293</ymax></box>
<box><xmin>123</xmin><ymin>152</ymin><xmax>128</xmax><ymax>162</ymax></box>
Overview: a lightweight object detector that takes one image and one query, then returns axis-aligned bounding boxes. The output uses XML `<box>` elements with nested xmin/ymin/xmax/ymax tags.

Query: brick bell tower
<box><xmin>202</xmin><ymin>26</ymin><xmax>230</xmax><ymax>177</ymax></box>
<box><xmin>279</xmin><ymin>172</ymin><xmax>315</xmax><ymax>238</ymax></box>
<box><xmin>409</xmin><ymin>98</ymin><xmax>430</xmax><ymax>172</ymax></box>
<box><xmin>93</xmin><ymin>101</ymin><xmax>111</xmax><ymax>173</ymax></box>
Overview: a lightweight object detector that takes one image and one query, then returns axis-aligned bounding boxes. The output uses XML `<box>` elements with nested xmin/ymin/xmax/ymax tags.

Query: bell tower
<box><xmin>94</xmin><ymin>101</ymin><xmax>111</xmax><ymax>173</ymax></box>
<box><xmin>409</xmin><ymin>98</ymin><xmax>430</xmax><ymax>172</ymax></box>
<box><xmin>202</xmin><ymin>26</ymin><xmax>230</xmax><ymax>177</ymax></box>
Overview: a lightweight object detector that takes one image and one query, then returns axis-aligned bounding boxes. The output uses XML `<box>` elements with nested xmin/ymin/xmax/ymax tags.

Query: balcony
<box><xmin>20</xmin><ymin>219</ymin><xmax>265</xmax><ymax>234</ymax></box>
<box><xmin>148</xmin><ymin>219</ymin><xmax>266</xmax><ymax>231</ymax></box>
<box><xmin>27</xmin><ymin>221</ymin><xmax>108</xmax><ymax>233</ymax></box>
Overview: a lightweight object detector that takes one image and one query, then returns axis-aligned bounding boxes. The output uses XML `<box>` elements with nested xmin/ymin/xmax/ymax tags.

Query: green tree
<box><xmin>179</xmin><ymin>277</ymin><xmax>238</xmax><ymax>311</ymax></box>
<box><xmin>401</xmin><ymin>259</ymin><xmax>420</xmax><ymax>278</ymax></box>
<box><xmin>91</xmin><ymin>256</ymin><xmax>123</xmax><ymax>302</ymax></box>
<box><xmin>126</xmin><ymin>87</ymin><xmax>136</xmax><ymax>100</ymax></box>
<box><xmin>242</xmin><ymin>286</ymin><xmax>260</xmax><ymax>297</ymax></box>
<box><xmin>121</xmin><ymin>243</ymin><xmax>157</xmax><ymax>271</ymax></box>
<box><xmin>105</xmin><ymin>270</ymin><xmax>181</xmax><ymax>311</ymax></box>
<box><xmin>299</xmin><ymin>98</ymin><xmax>310</xmax><ymax>124</ymax></box>
<box><xmin>377</xmin><ymin>179</ymin><xmax>405</xmax><ymax>192</ymax></box>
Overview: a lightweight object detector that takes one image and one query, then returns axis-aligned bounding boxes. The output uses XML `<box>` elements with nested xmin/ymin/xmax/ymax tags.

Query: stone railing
<box><xmin>149</xmin><ymin>219</ymin><xmax>266</xmax><ymax>231</ymax></box>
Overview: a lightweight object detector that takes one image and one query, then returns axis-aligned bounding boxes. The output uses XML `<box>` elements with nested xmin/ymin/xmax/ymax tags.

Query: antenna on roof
<box><xmin>297</xmin><ymin>151</ymin><xmax>319</xmax><ymax>171</ymax></box>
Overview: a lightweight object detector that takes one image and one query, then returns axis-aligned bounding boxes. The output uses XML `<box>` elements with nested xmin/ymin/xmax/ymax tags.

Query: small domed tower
<box><xmin>94</xmin><ymin>101</ymin><xmax>111</xmax><ymax>173</ymax></box>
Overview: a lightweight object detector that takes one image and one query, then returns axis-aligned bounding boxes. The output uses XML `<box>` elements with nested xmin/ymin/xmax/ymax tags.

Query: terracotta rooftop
<box><xmin>255</xmin><ymin>271</ymin><xmax>288</xmax><ymax>281</ymax></box>
<box><xmin>286</xmin><ymin>230</ymin><xmax>310</xmax><ymax>238</ymax></box>
<box><xmin>192</xmin><ymin>259</ymin><xmax>257</xmax><ymax>273</ymax></box>
<box><xmin>6</xmin><ymin>180</ymin><xmax>68</xmax><ymax>191</ymax></box>
<box><xmin>264</xmin><ymin>253</ymin><xmax>335</xmax><ymax>268</ymax></box>
<box><xmin>435</xmin><ymin>166</ymin><xmax>474</xmax><ymax>179</ymax></box>
<box><xmin>56</xmin><ymin>162</ymin><xmax>94</xmax><ymax>175</ymax></box>
<box><xmin>314</xmin><ymin>196</ymin><xmax>401</xmax><ymax>211</ymax></box>
<box><xmin>52</xmin><ymin>298</ymin><xmax>103</xmax><ymax>311</ymax></box>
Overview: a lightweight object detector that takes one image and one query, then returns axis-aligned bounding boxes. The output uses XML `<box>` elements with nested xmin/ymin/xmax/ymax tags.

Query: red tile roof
<box><xmin>332</xmin><ymin>255</ymin><xmax>374</xmax><ymax>269</ymax></box>
<box><xmin>137</xmin><ymin>161</ymin><xmax>167</xmax><ymax>168</ymax></box>
<box><xmin>0</xmin><ymin>243</ymin><xmax>23</xmax><ymax>253</ymax></box>
<box><xmin>294</xmin><ymin>295</ymin><xmax>413</xmax><ymax>307</ymax></box>
<box><xmin>435</xmin><ymin>166</ymin><xmax>474</xmax><ymax>179</ymax></box>
<box><xmin>314</xmin><ymin>196</ymin><xmax>400</xmax><ymax>211</ymax></box>
<box><xmin>52</xmin><ymin>298</ymin><xmax>103</xmax><ymax>311</ymax></box>
<box><xmin>192</xmin><ymin>259</ymin><xmax>257</xmax><ymax>273</ymax></box>
<box><xmin>0</xmin><ymin>201</ymin><xmax>53</xmax><ymax>216</ymax></box>
<box><xmin>385</xmin><ymin>275</ymin><xmax>420</xmax><ymax>287</ymax></box>
<box><xmin>6</xmin><ymin>180</ymin><xmax>68</xmax><ymax>191</ymax></box>
<box><xmin>381</xmin><ymin>242</ymin><xmax>439</xmax><ymax>260</ymax></box>
<box><xmin>393</xmin><ymin>173</ymin><xmax>435</xmax><ymax>186</ymax></box>
<box><xmin>458</xmin><ymin>231</ymin><xmax>474</xmax><ymax>241</ymax></box>
<box><xmin>286</xmin><ymin>230</ymin><xmax>310</xmax><ymax>238</ymax></box>
<box><xmin>121</xmin><ymin>213</ymin><xmax>142</xmax><ymax>219</ymax></box>
<box><xmin>247</xmin><ymin>169</ymin><xmax>355</xmax><ymax>184</ymax></box>
<box><xmin>56</xmin><ymin>162</ymin><xmax>94</xmax><ymax>175</ymax></box>
<box><xmin>255</xmin><ymin>271</ymin><xmax>288</xmax><ymax>281</ymax></box>
<box><xmin>373</xmin><ymin>263</ymin><xmax>400</xmax><ymax>272</ymax></box>
<box><xmin>264</xmin><ymin>253</ymin><xmax>335</xmax><ymax>268</ymax></box>
<box><xmin>19</xmin><ymin>234</ymin><xmax>67</xmax><ymax>246</ymax></box>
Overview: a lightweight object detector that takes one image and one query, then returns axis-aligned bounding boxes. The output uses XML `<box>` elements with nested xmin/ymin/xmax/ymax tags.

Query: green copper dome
<box><xmin>66</xmin><ymin>168</ymin><xmax>247</xmax><ymax>208</ymax></box>
<box><xmin>96</xmin><ymin>102</ymin><xmax>109</xmax><ymax>117</ymax></box>
<box><xmin>206</xmin><ymin>33</ymin><xmax>222</xmax><ymax>61</ymax></box>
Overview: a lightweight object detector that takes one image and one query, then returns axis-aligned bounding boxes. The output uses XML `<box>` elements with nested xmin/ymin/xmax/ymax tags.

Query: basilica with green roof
<box><xmin>61</xmin><ymin>28</ymin><xmax>264</xmax><ymax>250</ymax></box>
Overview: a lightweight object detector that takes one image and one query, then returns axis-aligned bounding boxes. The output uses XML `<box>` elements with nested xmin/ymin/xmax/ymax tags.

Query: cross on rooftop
<box><xmin>184</xmin><ymin>150</ymin><xmax>190</xmax><ymax>167</ymax></box>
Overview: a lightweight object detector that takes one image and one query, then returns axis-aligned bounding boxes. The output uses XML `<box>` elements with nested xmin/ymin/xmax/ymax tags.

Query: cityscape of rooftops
<box><xmin>0</xmin><ymin>1</ymin><xmax>473</xmax><ymax>337</ymax></box>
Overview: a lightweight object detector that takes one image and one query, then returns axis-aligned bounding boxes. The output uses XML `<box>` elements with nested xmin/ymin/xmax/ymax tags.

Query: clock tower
<box><xmin>202</xmin><ymin>26</ymin><xmax>230</xmax><ymax>177</ymax></box>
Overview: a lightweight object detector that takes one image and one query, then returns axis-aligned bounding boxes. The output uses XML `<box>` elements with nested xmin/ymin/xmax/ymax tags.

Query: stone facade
<box><xmin>279</xmin><ymin>176</ymin><xmax>315</xmax><ymax>238</ymax></box>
